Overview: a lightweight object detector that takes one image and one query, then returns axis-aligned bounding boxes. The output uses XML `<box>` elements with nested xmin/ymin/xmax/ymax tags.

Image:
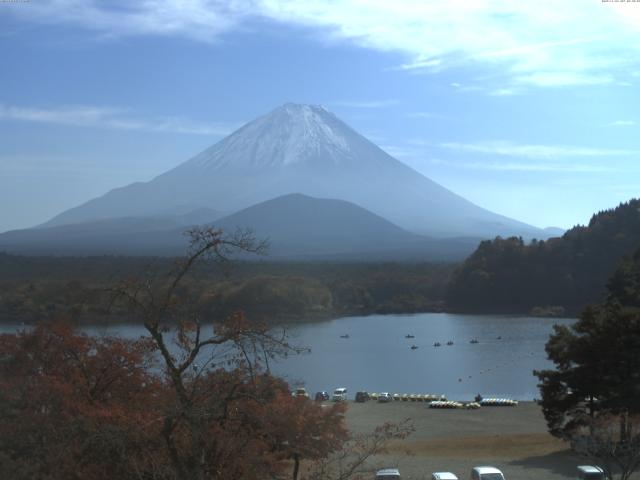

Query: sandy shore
<box><xmin>339</xmin><ymin>400</ymin><xmax>634</xmax><ymax>480</ymax></box>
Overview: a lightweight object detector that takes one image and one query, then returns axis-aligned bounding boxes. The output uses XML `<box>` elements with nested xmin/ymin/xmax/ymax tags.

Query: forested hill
<box><xmin>446</xmin><ymin>199</ymin><xmax>640</xmax><ymax>315</ymax></box>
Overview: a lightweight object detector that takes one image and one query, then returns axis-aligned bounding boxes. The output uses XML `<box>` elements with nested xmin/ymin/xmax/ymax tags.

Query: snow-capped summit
<box><xmin>180</xmin><ymin>103</ymin><xmax>379</xmax><ymax>171</ymax></box>
<box><xmin>42</xmin><ymin>103</ymin><xmax>544</xmax><ymax>240</ymax></box>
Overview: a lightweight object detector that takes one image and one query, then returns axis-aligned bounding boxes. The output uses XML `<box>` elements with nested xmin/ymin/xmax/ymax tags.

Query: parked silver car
<box><xmin>375</xmin><ymin>468</ymin><xmax>401</xmax><ymax>479</ymax></box>
<box><xmin>378</xmin><ymin>392</ymin><xmax>392</xmax><ymax>403</ymax></box>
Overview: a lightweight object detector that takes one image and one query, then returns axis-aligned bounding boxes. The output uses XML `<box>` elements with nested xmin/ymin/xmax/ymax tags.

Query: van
<box><xmin>292</xmin><ymin>387</ymin><xmax>309</xmax><ymax>398</ymax></box>
<box><xmin>375</xmin><ymin>468</ymin><xmax>401</xmax><ymax>479</ymax></box>
<box><xmin>332</xmin><ymin>387</ymin><xmax>348</xmax><ymax>401</ymax></box>
<box><xmin>470</xmin><ymin>466</ymin><xmax>505</xmax><ymax>480</ymax></box>
<box><xmin>355</xmin><ymin>391</ymin><xmax>370</xmax><ymax>402</ymax></box>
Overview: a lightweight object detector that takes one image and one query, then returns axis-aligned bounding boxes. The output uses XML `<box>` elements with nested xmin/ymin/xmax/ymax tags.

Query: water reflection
<box><xmin>0</xmin><ymin>313</ymin><xmax>573</xmax><ymax>400</ymax></box>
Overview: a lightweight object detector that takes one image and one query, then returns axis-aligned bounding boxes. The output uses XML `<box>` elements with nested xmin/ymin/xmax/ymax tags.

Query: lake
<box><xmin>0</xmin><ymin>313</ymin><xmax>574</xmax><ymax>401</ymax></box>
<box><xmin>275</xmin><ymin>313</ymin><xmax>574</xmax><ymax>401</ymax></box>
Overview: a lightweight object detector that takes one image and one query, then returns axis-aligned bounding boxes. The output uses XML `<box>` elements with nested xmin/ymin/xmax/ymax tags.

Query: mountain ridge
<box><xmin>40</xmin><ymin>103</ymin><xmax>545</xmax><ymax>240</ymax></box>
<box><xmin>446</xmin><ymin>198</ymin><xmax>640</xmax><ymax>314</ymax></box>
<box><xmin>0</xmin><ymin>193</ymin><xmax>479</xmax><ymax>260</ymax></box>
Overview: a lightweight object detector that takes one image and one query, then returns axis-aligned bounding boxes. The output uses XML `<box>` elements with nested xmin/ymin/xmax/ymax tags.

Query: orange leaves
<box><xmin>0</xmin><ymin>322</ymin><xmax>163</xmax><ymax>480</ymax></box>
<box><xmin>0</xmin><ymin>227</ymin><xmax>353</xmax><ymax>479</ymax></box>
<box><xmin>0</xmin><ymin>321</ymin><xmax>351</xmax><ymax>480</ymax></box>
<box><xmin>263</xmin><ymin>389</ymin><xmax>349</xmax><ymax>471</ymax></box>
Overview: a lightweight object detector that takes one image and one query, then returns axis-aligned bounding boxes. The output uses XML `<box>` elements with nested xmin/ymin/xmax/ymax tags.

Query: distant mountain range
<box><xmin>0</xmin><ymin>194</ymin><xmax>480</xmax><ymax>260</ymax></box>
<box><xmin>1</xmin><ymin>103</ymin><xmax>559</xmax><ymax>259</ymax></box>
<box><xmin>215</xmin><ymin>194</ymin><xmax>481</xmax><ymax>260</ymax></box>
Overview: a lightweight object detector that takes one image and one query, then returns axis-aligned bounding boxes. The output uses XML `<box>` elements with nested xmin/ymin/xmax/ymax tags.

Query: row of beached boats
<box><xmin>479</xmin><ymin>397</ymin><xmax>519</xmax><ymax>406</ymax></box>
<box><xmin>365</xmin><ymin>393</ymin><xmax>447</xmax><ymax>402</ymax></box>
<box><xmin>366</xmin><ymin>395</ymin><xmax>518</xmax><ymax>407</ymax></box>
<box><xmin>429</xmin><ymin>400</ymin><xmax>482</xmax><ymax>409</ymax></box>
<box><xmin>429</xmin><ymin>398</ymin><xmax>518</xmax><ymax>410</ymax></box>
<box><xmin>428</xmin><ymin>399</ymin><xmax>518</xmax><ymax>409</ymax></box>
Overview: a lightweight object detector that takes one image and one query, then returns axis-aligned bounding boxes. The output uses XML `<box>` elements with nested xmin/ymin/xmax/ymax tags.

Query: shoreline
<box><xmin>0</xmin><ymin>308</ymin><xmax>577</xmax><ymax>327</ymax></box>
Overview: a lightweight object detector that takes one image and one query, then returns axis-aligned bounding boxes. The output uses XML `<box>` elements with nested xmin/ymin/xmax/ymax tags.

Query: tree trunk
<box><xmin>293</xmin><ymin>452</ymin><xmax>300</xmax><ymax>480</ymax></box>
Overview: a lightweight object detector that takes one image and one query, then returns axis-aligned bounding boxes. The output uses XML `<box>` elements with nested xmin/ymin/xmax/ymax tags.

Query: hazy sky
<box><xmin>1</xmin><ymin>0</ymin><xmax>640</xmax><ymax>233</ymax></box>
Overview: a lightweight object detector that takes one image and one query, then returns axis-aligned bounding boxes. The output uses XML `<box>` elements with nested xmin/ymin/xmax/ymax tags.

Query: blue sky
<box><xmin>1</xmin><ymin>0</ymin><xmax>639</xmax><ymax>233</ymax></box>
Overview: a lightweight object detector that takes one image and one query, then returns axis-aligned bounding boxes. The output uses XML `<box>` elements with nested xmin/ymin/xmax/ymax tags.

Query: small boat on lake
<box><xmin>340</xmin><ymin>334</ymin><xmax>350</xmax><ymax>339</ymax></box>
<box><xmin>470</xmin><ymin>338</ymin><xmax>479</xmax><ymax>344</ymax></box>
<box><xmin>405</xmin><ymin>334</ymin><xmax>415</xmax><ymax>338</ymax></box>
<box><xmin>433</xmin><ymin>342</ymin><xmax>441</xmax><ymax>347</ymax></box>
<box><xmin>446</xmin><ymin>340</ymin><xmax>454</xmax><ymax>346</ymax></box>
<box><xmin>410</xmin><ymin>345</ymin><xmax>418</xmax><ymax>350</ymax></box>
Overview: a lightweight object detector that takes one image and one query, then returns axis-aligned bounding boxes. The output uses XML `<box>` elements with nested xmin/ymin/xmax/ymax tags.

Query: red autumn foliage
<box><xmin>0</xmin><ymin>321</ymin><xmax>349</xmax><ymax>480</ymax></box>
<box><xmin>0</xmin><ymin>229</ymin><xmax>353</xmax><ymax>479</ymax></box>
<box><xmin>0</xmin><ymin>322</ymin><xmax>164</xmax><ymax>480</ymax></box>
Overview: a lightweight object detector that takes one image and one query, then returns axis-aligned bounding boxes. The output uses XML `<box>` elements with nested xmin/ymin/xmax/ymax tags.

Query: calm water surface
<box><xmin>276</xmin><ymin>313</ymin><xmax>574</xmax><ymax>400</ymax></box>
<box><xmin>1</xmin><ymin>313</ymin><xmax>574</xmax><ymax>400</ymax></box>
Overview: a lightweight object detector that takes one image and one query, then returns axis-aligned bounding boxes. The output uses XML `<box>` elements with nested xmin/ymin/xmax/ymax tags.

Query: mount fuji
<box><xmin>41</xmin><ymin>103</ymin><xmax>542</xmax><ymax>239</ymax></box>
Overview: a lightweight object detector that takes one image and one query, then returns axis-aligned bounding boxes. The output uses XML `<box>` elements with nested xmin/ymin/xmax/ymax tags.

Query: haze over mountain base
<box><xmin>1</xmin><ymin>104</ymin><xmax>557</xmax><ymax>259</ymax></box>
<box><xmin>0</xmin><ymin>194</ymin><xmax>481</xmax><ymax>260</ymax></box>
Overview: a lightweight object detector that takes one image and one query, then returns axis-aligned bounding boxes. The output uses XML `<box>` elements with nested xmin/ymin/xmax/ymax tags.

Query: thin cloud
<box><xmin>460</xmin><ymin>162</ymin><xmax>614</xmax><ymax>173</ymax></box>
<box><xmin>514</xmin><ymin>72</ymin><xmax>616</xmax><ymax>88</ymax></box>
<box><xmin>439</xmin><ymin>141</ymin><xmax>639</xmax><ymax>159</ymax></box>
<box><xmin>8</xmin><ymin>1</ymin><xmax>640</xmax><ymax>90</ymax></box>
<box><xmin>450</xmin><ymin>83</ymin><xmax>483</xmax><ymax>93</ymax></box>
<box><xmin>254</xmin><ymin>2</ymin><xmax>640</xmax><ymax>90</ymax></box>
<box><xmin>0</xmin><ymin>156</ymin><xmax>152</xmax><ymax>179</ymax></box>
<box><xmin>428</xmin><ymin>158</ymin><xmax>615</xmax><ymax>173</ymax></box>
<box><xmin>391</xmin><ymin>57</ymin><xmax>443</xmax><ymax>72</ymax></box>
<box><xmin>0</xmin><ymin>104</ymin><xmax>238</xmax><ymax>136</ymax></box>
<box><xmin>330</xmin><ymin>99</ymin><xmax>399</xmax><ymax>109</ymax></box>
<box><xmin>610</xmin><ymin>120</ymin><xmax>636</xmax><ymax>127</ymax></box>
<box><xmin>379</xmin><ymin>145</ymin><xmax>415</xmax><ymax>158</ymax></box>
<box><xmin>475</xmin><ymin>37</ymin><xmax>602</xmax><ymax>61</ymax></box>
<box><xmin>489</xmin><ymin>88</ymin><xmax>521</xmax><ymax>97</ymax></box>
<box><xmin>406</xmin><ymin>112</ymin><xmax>446</xmax><ymax>119</ymax></box>
<box><xmin>8</xmin><ymin>0</ymin><xmax>250</xmax><ymax>43</ymax></box>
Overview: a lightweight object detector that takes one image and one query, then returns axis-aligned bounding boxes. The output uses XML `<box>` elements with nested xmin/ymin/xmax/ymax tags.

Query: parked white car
<box><xmin>577</xmin><ymin>465</ymin><xmax>606</xmax><ymax>479</ymax></box>
<box><xmin>470</xmin><ymin>466</ymin><xmax>505</xmax><ymax>480</ymax></box>
<box><xmin>332</xmin><ymin>387</ymin><xmax>348</xmax><ymax>402</ymax></box>
<box><xmin>432</xmin><ymin>472</ymin><xmax>458</xmax><ymax>480</ymax></box>
<box><xmin>375</xmin><ymin>468</ymin><xmax>401</xmax><ymax>479</ymax></box>
<box><xmin>292</xmin><ymin>387</ymin><xmax>309</xmax><ymax>398</ymax></box>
